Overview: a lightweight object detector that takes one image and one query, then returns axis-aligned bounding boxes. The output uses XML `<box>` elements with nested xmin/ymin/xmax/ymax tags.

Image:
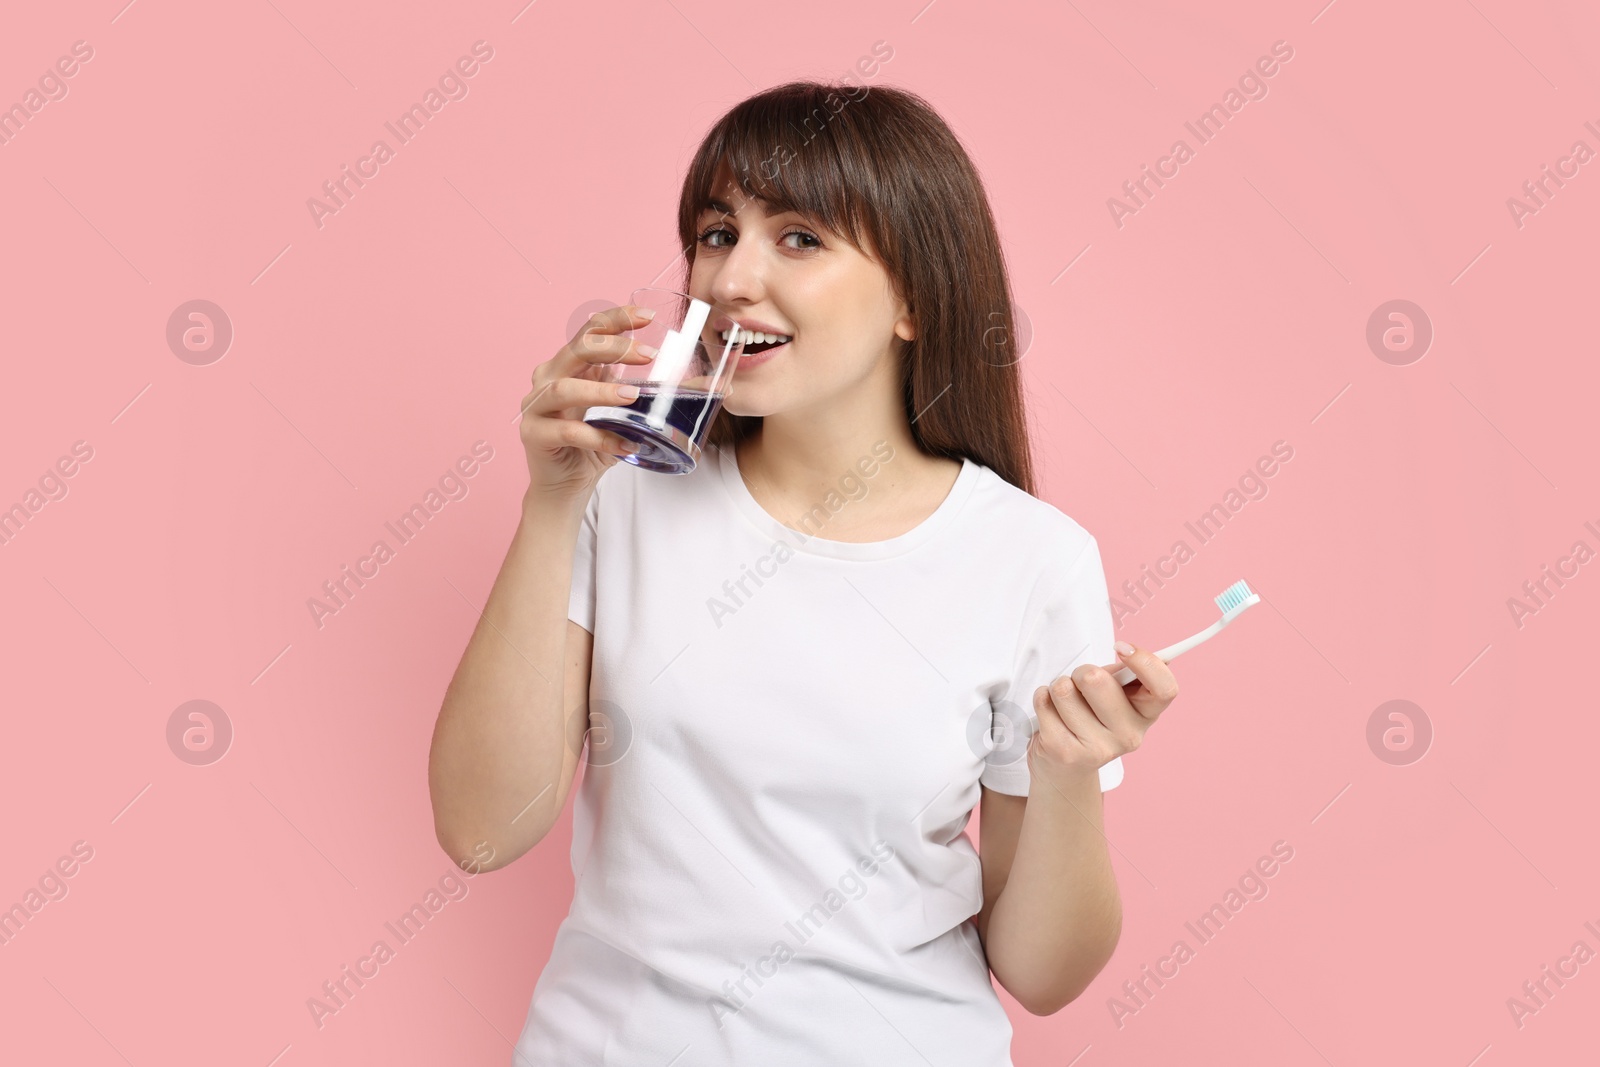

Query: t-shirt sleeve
<box><xmin>980</xmin><ymin>533</ymin><xmax>1123</xmax><ymax>796</ymax></box>
<box><xmin>568</xmin><ymin>483</ymin><xmax>600</xmax><ymax>634</ymax></box>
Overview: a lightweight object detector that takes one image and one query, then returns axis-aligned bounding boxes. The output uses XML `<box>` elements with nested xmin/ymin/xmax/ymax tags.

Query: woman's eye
<box><xmin>694</xmin><ymin>227</ymin><xmax>821</xmax><ymax>251</ymax></box>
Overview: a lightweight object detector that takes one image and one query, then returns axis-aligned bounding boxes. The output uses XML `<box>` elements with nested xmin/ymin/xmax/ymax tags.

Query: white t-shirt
<box><xmin>514</xmin><ymin>438</ymin><xmax>1119</xmax><ymax>1065</ymax></box>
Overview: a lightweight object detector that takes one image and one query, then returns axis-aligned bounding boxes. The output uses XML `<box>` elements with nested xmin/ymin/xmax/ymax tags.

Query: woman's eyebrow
<box><xmin>703</xmin><ymin>197</ymin><xmax>789</xmax><ymax>218</ymax></box>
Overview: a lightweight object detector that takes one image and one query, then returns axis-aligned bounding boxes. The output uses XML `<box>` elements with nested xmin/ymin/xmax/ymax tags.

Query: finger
<box><xmin>1037</xmin><ymin>675</ymin><xmax>1115</xmax><ymax>749</ymax></box>
<box><xmin>570</xmin><ymin>329</ymin><xmax>658</xmax><ymax>367</ymax></box>
<box><xmin>1070</xmin><ymin>662</ymin><xmax>1147</xmax><ymax>752</ymax></box>
<box><xmin>570</xmin><ymin>304</ymin><xmax>654</xmax><ymax>346</ymax></box>
<box><xmin>563</xmin><ymin>306</ymin><xmax>659</xmax><ymax>370</ymax></box>
<box><xmin>528</xmin><ymin>417</ymin><xmax>639</xmax><ymax>458</ymax></box>
<box><xmin>557</xmin><ymin>339</ymin><xmax>657</xmax><ymax>386</ymax></box>
<box><xmin>1109</xmin><ymin>643</ymin><xmax>1179</xmax><ymax>720</ymax></box>
<box><xmin>600</xmin><ymin>429</ymin><xmax>641</xmax><ymax>457</ymax></box>
<box><xmin>520</xmin><ymin>376</ymin><xmax>642</xmax><ymax>421</ymax></box>
<box><xmin>521</xmin><ymin>379</ymin><xmax>620</xmax><ymax>428</ymax></box>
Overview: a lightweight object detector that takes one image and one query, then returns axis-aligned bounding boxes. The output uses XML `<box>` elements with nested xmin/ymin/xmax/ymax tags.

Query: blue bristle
<box><xmin>1214</xmin><ymin>579</ymin><xmax>1255</xmax><ymax>613</ymax></box>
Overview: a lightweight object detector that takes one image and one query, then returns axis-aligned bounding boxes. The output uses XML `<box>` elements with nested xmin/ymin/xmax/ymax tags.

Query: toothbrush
<box><xmin>1107</xmin><ymin>579</ymin><xmax>1260</xmax><ymax>686</ymax></box>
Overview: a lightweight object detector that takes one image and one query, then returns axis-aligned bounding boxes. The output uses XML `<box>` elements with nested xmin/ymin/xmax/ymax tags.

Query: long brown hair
<box><xmin>675</xmin><ymin>80</ymin><xmax>1037</xmax><ymax>495</ymax></box>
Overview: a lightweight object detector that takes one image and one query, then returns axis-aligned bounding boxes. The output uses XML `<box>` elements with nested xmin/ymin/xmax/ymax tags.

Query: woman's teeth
<box><xmin>722</xmin><ymin>328</ymin><xmax>791</xmax><ymax>345</ymax></box>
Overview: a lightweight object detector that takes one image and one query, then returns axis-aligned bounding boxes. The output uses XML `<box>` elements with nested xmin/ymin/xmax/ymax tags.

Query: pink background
<box><xmin>2</xmin><ymin>0</ymin><xmax>1596</xmax><ymax>1063</ymax></box>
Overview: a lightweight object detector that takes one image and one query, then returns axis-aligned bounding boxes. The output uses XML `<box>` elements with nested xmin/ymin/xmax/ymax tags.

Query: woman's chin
<box><xmin>721</xmin><ymin>389</ymin><xmax>774</xmax><ymax>419</ymax></box>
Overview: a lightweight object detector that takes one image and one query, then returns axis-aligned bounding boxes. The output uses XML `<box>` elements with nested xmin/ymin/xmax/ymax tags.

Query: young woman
<box><xmin>428</xmin><ymin>80</ymin><xmax>1178</xmax><ymax>1065</ymax></box>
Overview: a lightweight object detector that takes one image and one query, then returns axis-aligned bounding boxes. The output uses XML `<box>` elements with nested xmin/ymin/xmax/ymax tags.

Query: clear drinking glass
<box><xmin>582</xmin><ymin>288</ymin><xmax>747</xmax><ymax>474</ymax></box>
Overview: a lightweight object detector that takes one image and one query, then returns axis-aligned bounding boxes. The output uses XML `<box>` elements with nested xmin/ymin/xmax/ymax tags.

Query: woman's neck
<box><xmin>734</xmin><ymin>427</ymin><xmax>962</xmax><ymax>542</ymax></box>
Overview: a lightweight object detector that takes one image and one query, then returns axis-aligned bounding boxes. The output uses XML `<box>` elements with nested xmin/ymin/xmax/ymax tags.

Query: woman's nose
<box><xmin>709</xmin><ymin>236</ymin><xmax>767</xmax><ymax>306</ymax></box>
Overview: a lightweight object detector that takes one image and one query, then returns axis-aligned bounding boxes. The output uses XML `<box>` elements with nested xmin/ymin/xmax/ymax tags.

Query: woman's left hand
<box><xmin>1027</xmin><ymin>640</ymin><xmax>1179</xmax><ymax>792</ymax></box>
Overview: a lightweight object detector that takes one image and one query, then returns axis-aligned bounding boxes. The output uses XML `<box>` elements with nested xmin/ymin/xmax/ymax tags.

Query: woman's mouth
<box><xmin>723</xmin><ymin>327</ymin><xmax>790</xmax><ymax>366</ymax></box>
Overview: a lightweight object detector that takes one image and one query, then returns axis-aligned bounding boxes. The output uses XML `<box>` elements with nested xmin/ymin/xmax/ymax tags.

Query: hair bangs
<box><xmin>679</xmin><ymin>84</ymin><xmax>872</xmax><ymax>254</ymax></box>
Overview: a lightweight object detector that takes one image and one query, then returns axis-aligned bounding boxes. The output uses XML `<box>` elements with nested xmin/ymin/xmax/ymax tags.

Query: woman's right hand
<box><xmin>519</xmin><ymin>305</ymin><xmax>658</xmax><ymax>500</ymax></box>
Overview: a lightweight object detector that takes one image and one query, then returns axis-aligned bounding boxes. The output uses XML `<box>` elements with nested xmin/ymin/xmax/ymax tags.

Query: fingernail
<box><xmin>617</xmin><ymin>384</ymin><xmax>641</xmax><ymax>398</ymax></box>
<box><xmin>636</xmin><ymin>307</ymin><xmax>656</xmax><ymax>320</ymax></box>
<box><xmin>637</xmin><ymin>343</ymin><xmax>658</xmax><ymax>357</ymax></box>
<box><xmin>1114</xmin><ymin>640</ymin><xmax>1135</xmax><ymax>657</ymax></box>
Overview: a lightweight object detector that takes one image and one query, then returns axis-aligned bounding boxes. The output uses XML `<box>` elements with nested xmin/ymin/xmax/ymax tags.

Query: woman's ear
<box><xmin>894</xmin><ymin>310</ymin><xmax>916</xmax><ymax>342</ymax></box>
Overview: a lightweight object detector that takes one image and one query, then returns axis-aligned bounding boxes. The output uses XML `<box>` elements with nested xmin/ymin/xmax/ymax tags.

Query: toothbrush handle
<box><xmin>1107</xmin><ymin>616</ymin><xmax>1227</xmax><ymax>686</ymax></box>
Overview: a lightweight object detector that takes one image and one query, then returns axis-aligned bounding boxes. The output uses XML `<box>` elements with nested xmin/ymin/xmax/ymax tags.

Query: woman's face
<box><xmin>688</xmin><ymin>168</ymin><xmax>915</xmax><ymax>418</ymax></box>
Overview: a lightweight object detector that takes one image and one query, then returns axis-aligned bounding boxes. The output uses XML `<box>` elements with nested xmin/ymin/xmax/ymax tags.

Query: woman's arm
<box><xmin>426</xmin><ymin>490</ymin><xmax>595</xmax><ymax>872</ymax></box>
<box><xmin>433</xmin><ymin>304</ymin><xmax>652</xmax><ymax>871</ymax></box>
<box><xmin>977</xmin><ymin>643</ymin><xmax>1178</xmax><ymax>1014</ymax></box>
<box><xmin>977</xmin><ymin>775</ymin><xmax>1122</xmax><ymax>1015</ymax></box>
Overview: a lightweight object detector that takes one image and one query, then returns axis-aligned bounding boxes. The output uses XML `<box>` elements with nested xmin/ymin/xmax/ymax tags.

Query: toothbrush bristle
<box><xmin>1214</xmin><ymin>579</ymin><xmax>1258</xmax><ymax>614</ymax></box>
